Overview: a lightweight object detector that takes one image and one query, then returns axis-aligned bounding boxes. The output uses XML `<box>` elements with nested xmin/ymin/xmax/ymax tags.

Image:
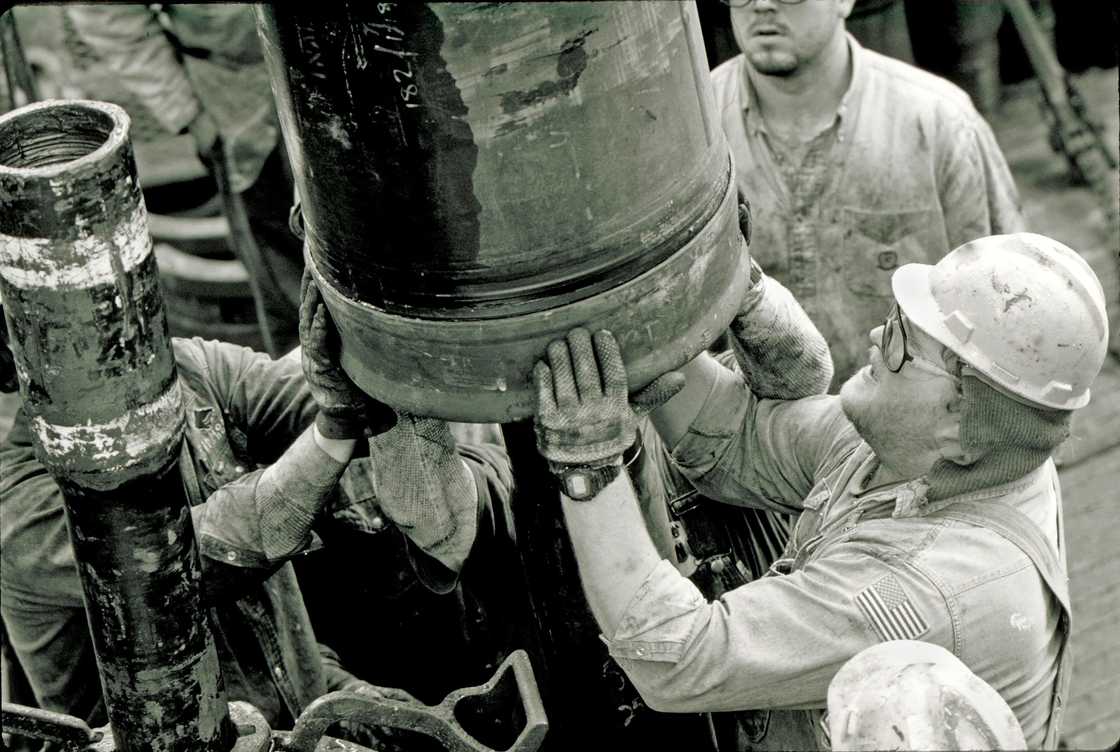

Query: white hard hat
<box><xmin>828</xmin><ymin>640</ymin><xmax>1027</xmax><ymax>751</ymax></box>
<box><xmin>891</xmin><ymin>233</ymin><xmax>1108</xmax><ymax>410</ymax></box>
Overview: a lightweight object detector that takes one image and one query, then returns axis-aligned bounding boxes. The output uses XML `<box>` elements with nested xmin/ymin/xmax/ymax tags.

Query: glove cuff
<box><xmin>315</xmin><ymin>409</ymin><xmax>367</xmax><ymax>440</ymax></box>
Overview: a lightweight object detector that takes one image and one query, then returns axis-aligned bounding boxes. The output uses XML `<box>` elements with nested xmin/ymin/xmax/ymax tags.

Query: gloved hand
<box><xmin>299</xmin><ymin>268</ymin><xmax>371</xmax><ymax>439</ymax></box>
<box><xmin>334</xmin><ymin>678</ymin><xmax>419</xmax><ymax>751</ymax></box>
<box><xmin>367</xmin><ymin>413</ymin><xmax>479</xmax><ymax>573</ymax></box>
<box><xmin>533</xmin><ymin>328</ymin><xmax>684</xmax><ymax>473</ymax></box>
<box><xmin>727</xmin><ymin>197</ymin><xmax>833</xmax><ymax>398</ymax></box>
<box><xmin>338</xmin><ymin>677</ymin><xmax>420</xmax><ymax>704</ymax></box>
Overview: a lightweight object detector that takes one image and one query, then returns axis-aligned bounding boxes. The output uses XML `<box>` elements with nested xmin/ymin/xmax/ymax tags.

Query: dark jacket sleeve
<box><xmin>175</xmin><ymin>338</ymin><xmax>317</xmax><ymax>465</ymax></box>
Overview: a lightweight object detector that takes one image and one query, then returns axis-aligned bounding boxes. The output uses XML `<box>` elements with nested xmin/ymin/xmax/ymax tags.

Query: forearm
<box><xmin>728</xmin><ymin>264</ymin><xmax>833</xmax><ymax>399</ymax></box>
<box><xmin>254</xmin><ymin>425</ymin><xmax>354</xmax><ymax>559</ymax></box>
<box><xmin>194</xmin><ymin>423</ymin><xmax>354</xmax><ymax>575</ymax></box>
<box><xmin>648</xmin><ymin>352</ymin><xmax>724</xmax><ymax>451</ymax></box>
<box><xmin>561</xmin><ymin>472</ymin><xmax>661</xmax><ymax>635</ymax></box>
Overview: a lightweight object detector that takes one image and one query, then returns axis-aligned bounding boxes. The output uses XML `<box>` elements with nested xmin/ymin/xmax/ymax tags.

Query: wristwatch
<box><xmin>556</xmin><ymin>462</ymin><xmax>621</xmax><ymax>501</ymax></box>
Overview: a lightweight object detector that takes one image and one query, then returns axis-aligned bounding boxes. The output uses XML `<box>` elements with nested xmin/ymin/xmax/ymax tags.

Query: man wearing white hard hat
<box><xmin>529</xmin><ymin>233</ymin><xmax>1108</xmax><ymax>749</ymax></box>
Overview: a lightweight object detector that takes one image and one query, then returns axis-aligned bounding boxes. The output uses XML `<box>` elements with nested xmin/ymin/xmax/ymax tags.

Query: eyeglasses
<box><xmin>881</xmin><ymin>303</ymin><xmax>957</xmax><ymax>380</ymax></box>
<box><xmin>720</xmin><ymin>0</ymin><xmax>808</xmax><ymax>8</ymax></box>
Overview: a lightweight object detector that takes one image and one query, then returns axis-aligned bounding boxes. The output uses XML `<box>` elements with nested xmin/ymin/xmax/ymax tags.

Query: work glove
<box><xmin>299</xmin><ymin>268</ymin><xmax>378</xmax><ymax>439</ymax></box>
<box><xmin>334</xmin><ymin>678</ymin><xmax>419</xmax><ymax>751</ymax></box>
<box><xmin>367</xmin><ymin>413</ymin><xmax>479</xmax><ymax>573</ymax></box>
<box><xmin>727</xmin><ymin>199</ymin><xmax>833</xmax><ymax>398</ymax></box>
<box><xmin>533</xmin><ymin>328</ymin><xmax>684</xmax><ymax>473</ymax></box>
<box><xmin>338</xmin><ymin>677</ymin><xmax>420</xmax><ymax>704</ymax></box>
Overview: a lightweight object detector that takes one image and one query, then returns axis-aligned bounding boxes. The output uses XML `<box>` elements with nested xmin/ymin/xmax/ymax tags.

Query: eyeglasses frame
<box><xmin>881</xmin><ymin>303</ymin><xmax>958</xmax><ymax>380</ymax></box>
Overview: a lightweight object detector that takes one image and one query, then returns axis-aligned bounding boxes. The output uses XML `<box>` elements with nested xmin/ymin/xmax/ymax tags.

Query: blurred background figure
<box><xmin>65</xmin><ymin>4</ymin><xmax>302</xmax><ymax>357</ymax></box>
<box><xmin>709</xmin><ymin>0</ymin><xmax>1024</xmax><ymax>386</ymax></box>
<box><xmin>827</xmin><ymin>640</ymin><xmax>1027</xmax><ymax>751</ymax></box>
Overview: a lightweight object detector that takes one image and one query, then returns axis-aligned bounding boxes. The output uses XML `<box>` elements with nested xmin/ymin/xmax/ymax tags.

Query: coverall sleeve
<box><xmin>184</xmin><ymin>339</ymin><xmax>317</xmax><ymax>465</ymax></box>
<box><xmin>167</xmin><ymin>340</ymin><xmax>335</xmax><ymax>581</ymax></box>
<box><xmin>670</xmin><ymin>360</ymin><xmax>859</xmax><ymax>514</ymax></box>
<box><xmin>603</xmin><ymin>544</ymin><xmax>952</xmax><ymax>713</ymax></box>
<box><xmin>64</xmin><ymin>5</ymin><xmax>201</xmax><ymax>135</ymax></box>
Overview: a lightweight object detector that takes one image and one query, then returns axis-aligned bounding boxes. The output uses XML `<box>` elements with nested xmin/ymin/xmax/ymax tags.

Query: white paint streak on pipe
<box><xmin>0</xmin><ymin>204</ymin><xmax>152</xmax><ymax>290</ymax></box>
<box><xmin>31</xmin><ymin>379</ymin><xmax>184</xmax><ymax>467</ymax></box>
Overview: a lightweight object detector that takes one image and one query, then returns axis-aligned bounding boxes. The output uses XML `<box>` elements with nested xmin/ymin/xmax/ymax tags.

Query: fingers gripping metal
<box><xmin>275</xmin><ymin>649</ymin><xmax>548</xmax><ymax>752</ymax></box>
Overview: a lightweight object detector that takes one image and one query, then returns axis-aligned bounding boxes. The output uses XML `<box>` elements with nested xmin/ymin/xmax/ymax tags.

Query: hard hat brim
<box><xmin>891</xmin><ymin>261</ymin><xmax>1091</xmax><ymax>409</ymax></box>
<box><xmin>890</xmin><ymin>262</ymin><xmax>955</xmax><ymax>352</ymax></box>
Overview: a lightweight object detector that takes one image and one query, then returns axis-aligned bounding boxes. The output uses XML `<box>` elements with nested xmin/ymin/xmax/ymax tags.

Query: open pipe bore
<box><xmin>0</xmin><ymin>103</ymin><xmax>116</xmax><ymax>169</ymax></box>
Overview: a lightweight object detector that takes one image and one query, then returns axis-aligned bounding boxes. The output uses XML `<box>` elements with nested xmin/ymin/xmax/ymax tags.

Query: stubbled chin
<box><xmin>746</xmin><ymin>50</ymin><xmax>798</xmax><ymax>77</ymax></box>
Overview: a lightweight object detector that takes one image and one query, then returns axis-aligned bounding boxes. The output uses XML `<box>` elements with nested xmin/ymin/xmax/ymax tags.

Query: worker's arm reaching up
<box><xmin>651</xmin><ymin>204</ymin><xmax>833</xmax><ymax>450</ymax></box>
<box><xmin>726</xmin><ymin>200</ymin><xmax>833</xmax><ymax>401</ymax></box>
<box><xmin>532</xmin><ymin>329</ymin><xmax>676</xmax><ymax>633</ymax></box>
<box><xmin>193</xmin><ymin>270</ymin><xmax>376</xmax><ymax>568</ymax></box>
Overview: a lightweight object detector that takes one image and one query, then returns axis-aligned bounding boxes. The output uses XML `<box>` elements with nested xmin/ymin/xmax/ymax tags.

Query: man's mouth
<box><xmin>865</xmin><ymin>349</ymin><xmax>880</xmax><ymax>382</ymax></box>
<box><xmin>751</xmin><ymin>25</ymin><xmax>785</xmax><ymax>37</ymax></box>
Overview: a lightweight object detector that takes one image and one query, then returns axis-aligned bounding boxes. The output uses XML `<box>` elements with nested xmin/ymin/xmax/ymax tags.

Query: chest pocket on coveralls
<box><xmin>186</xmin><ymin>406</ymin><xmax>248</xmax><ymax>491</ymax></box>
<box><xmin>841</xmin><ymin>208</ymin><xmax>946</xmax><ymax>297</ymax></box>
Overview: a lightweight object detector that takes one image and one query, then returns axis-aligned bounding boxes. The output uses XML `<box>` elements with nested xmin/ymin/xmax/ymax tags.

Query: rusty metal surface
<box><xmin>275</xmin><ymin>649</ymin><xmax>547</xmax><ymax>752</ymax></box>
<box><xmin>1</xmin><ymin>703</ymin><xmax>102</xmax><ymax>749</ymax></box>
<box><xmin>258</xmin><ymin>2</ymin><xmax>745</xmax><ymax>421</ymax></box>
<box><xmin>2</xmin><ymin>701</ymin><xmax>277</xmax><ymax>752</ymax></box>
<box><xmin>0</xmin><ymin>100</ymin><xmax>233</xmax><ymax>751</ymax></box>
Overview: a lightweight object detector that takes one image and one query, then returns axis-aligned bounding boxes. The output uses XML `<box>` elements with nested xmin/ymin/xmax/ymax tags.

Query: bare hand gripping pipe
<box><xmin>0</xmin><ymin>100</ymin><xmax>235</xmax><ymax>752</ymax></box>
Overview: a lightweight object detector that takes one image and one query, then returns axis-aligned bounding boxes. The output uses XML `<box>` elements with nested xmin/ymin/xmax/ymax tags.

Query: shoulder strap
<box><xmin>933</xmin><ymin>499</ymin><xmax>1071</xmax><ymax>749</ymax></box>
<box><xmin>935</xmin><ymin>500</ymin><xmax>1069</xmax><ymax>607</ymax></box>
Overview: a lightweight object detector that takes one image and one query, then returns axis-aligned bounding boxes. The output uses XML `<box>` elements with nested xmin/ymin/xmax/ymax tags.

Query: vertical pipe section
<box><xmin>0</xmin><ymin>100</ymin><xmax>233</xmax><ymax>752</ymax></box>
<box><xmin>500</xmin><ymin>422</ymin><xmax>711</xmax><ymax>749</ymax></box>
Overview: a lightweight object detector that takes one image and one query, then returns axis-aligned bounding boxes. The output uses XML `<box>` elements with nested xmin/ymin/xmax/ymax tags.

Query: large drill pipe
<box><xmin>257</xmin><ymin>1</ymin><xmax>747</xmax><ymax>422</ymax></box>
<box><xmin>0</xmin><ymin>100</ymin><xmax>234</xmax><ymax>752</ymax></box>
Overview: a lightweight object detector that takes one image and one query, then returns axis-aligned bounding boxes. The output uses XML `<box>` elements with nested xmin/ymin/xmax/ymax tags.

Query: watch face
<box><xmin>565</xmin><ymin>472</ymin><xmax>593</xmax><ymax>499</ymax></box>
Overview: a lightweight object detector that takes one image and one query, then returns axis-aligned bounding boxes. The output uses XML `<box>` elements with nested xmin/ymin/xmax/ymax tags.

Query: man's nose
<box><xmin>868</xmin><ymin>325</ymin><xmax>884</xmax><ymax>346</ymax></box>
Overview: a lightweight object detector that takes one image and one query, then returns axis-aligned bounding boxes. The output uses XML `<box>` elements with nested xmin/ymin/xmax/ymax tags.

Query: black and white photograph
<box><xmin>0</xmin><ymin>2</ymin><xmax>1117</xmax><ymax>750</ymax></box>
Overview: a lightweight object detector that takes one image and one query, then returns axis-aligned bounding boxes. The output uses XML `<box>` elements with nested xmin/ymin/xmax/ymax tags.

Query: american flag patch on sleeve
<box><xmin>855</xmin><ymin>573</ymin><xmax>929</xmax><ymax>641</ymax></box>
